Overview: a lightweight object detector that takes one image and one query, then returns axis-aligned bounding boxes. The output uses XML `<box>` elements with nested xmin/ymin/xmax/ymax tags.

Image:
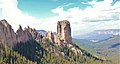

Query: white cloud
<box><xmin>81</xmin><ymin>2</ymin><xmax>88</xmax><ymax>4</ymax></box>
<box><xmin>0</xmin><ymin>0</ymin><xmax>2</xmax><ymax>19</ymax></box>
<box><xmin>51</xmin><ymin>0</ymin><xmax>58</xmax><ymax>2</ymax></box>
<box><xmin>1</xmin><ymin>0</ymin><xmax>120</xmax><ymax>37</ymax></box>
<box><xmin>52</xmin><ymin>0</ymin><xmax>120</xmax><ymax>21</ymax></box>
<box><xmin>2</xmin><ymin>0</ymin><xmax>38</xmax><ymax>30</ymax></box>
<box><xmin>0</xmin><ymin>0</ymin><xmax>2</xmax><ymax>8</ymax></box>
<box><xmin>2</xmin><ymin>0</ymin><xmax>59</xmax><ymax>32</ymax></box>
<box><xmin>51</xmin><ymin>0</ymin><xmax>120</xmax><ymax>36</ymax></box>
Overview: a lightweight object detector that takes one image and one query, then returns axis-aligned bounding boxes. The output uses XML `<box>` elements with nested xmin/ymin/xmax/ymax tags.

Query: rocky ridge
<box><xmin>0</xmin><ymin>19</ymin><xmax>105</xmax><ymax>61</ymax></box>
<box><xmin>0</xmin><ymin>19</ymin><xmax>42</xmax><ymax>48</ymax></box>
<box><xmin>0</xmin><ymin>19</ymin><xmax>17</xmax><ymax>47</ymax></box>
<box><xmin>0</xmin><ymin>19</ymin><xmax>72</xmax><ymax>48</ymax></box>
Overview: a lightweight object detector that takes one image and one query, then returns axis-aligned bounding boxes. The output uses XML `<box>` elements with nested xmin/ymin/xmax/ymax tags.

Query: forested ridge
<box><xmin>0</xmin><ymin>39</ymin><xmax>112</xmax><ymax>64</ymax></box>
<box><xmin>0</xmin><ymin>20</ymin><xmax>112</xmax><ymax>64</ymax></box>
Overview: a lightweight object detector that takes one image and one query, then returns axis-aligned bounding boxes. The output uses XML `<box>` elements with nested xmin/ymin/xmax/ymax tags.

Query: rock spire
<box><xmin>57</xmin><ymin>20</ymin><xmax>72</xmax><ymax>43</ymax></box>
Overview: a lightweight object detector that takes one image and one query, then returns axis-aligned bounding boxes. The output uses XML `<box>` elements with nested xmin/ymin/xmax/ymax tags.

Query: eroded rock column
<box><xmin>57</xmin><ymin>20</ymin><xmax>72</xmax><ymax>44</ymax></box>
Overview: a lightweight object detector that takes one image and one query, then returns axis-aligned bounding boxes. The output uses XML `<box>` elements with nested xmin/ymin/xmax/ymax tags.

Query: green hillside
<box><xmin>73</xmin><ymin>36</ymin><xmax>120</xmax><ymax>64</ymax></box>
<box><xmin>0</xmin><ymin>39</ymin><xmax>112</xmax><ymax>64</ymax></box>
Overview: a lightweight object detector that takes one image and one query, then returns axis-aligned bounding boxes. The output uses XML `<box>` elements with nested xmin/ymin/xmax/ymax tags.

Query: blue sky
<box><xmin>0</xmin><ymin>0</ymin><xmax>2</xmax><ymax>18</ymax></box>
<box><xmin>18</xmin><ymin>0</ymin><xmax>87</xmax><ymax>18</ymax></box>
<box><xmin>18</xmin><ymin>0</ymin><xmax>119</xmax><ymax>18</ymax></box>
<box><xmin>0</xmin><ymin>9</ymin><xmax>1</xmax><ymax>18</ymax></box>
<box><xmin>1</xmin><ymin>0</ymin><xmax>120</xmax><ymax>37</ymax></box>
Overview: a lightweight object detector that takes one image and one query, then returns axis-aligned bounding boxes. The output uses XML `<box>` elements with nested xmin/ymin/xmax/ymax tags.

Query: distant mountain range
<box><xmin>36</xmin><ymin>30</ymin><xmax>47</xmax><ymax>36</ymax></box>
<box><xmin>73</xmin><ymin>29</ymin><xmax>120</xmax><ymax>64</ymax></box>
<box><xmin>75</xmin><ymin>29</ymin><xmax>120</xmax><ymax>42</ymax></box>
<box><xmin>91</xmin><ymin>35</ymin><xmax>120</xmax><ymax>63</ymax></box>
<box><xmin>37</xmin><ymin>30</ymin><xmax>57</xmax><ymax>36</ymax></box>
<box><xmin>73</xmin><ymin>29</ymin><xmax>120</xmax><ymax>50</ymax></box>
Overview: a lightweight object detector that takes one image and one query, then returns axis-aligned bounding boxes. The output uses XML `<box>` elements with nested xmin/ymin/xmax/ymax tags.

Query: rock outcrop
<box><xmin>0</xmin><ymin>19</ymin><xmax>17</xmax><ymax>47</ymax></box>
<box><xmin>57</xmin><ymin>20</ymin><xmax>72</xmax><ymax>44</ymax></box>
<box><xmin>0</xmin><ymin>19</ymin><xmax>105</xmax><ymax>62</ymax></box>
<box><xmin>0</xmin><ymin>19</ymin><xmax>43</xmax><ymax>48</ymax></box>
<box><xmin>16</xmin><ymin>25</ymin><xmax>31</xmax><ymax>43</ymax></box>
<box><xmin>24</xmin><ymin>26</ymin><xmax>43</xmax><ymax>42</ymax></box>
<box><xmin>45</xmin><ymin>31</ymin><xmax>55</xmax><ymax>43</ymax></box>
<box><xmin>0</xmin><ymin>19</ymin><xmax>72</xmax><ymax>48</ymax></box>
<box><xmin>41</xmin><ymin>20</ymin><xmax>72</xmax><ymax>44</ymax></box>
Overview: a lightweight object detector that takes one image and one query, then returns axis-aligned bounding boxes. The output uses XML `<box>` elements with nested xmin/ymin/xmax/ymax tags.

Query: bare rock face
<box><xmin>41</xmin><ymin>20</ymin><xmax>72</xmax><ymax>45</ymax></box>
<box><xmin>54</xmin><ymin>35</ymin><xmax>60</xmax><ymax>44</ymax></box>
<box><xmin>24</xmin><ymin>26</ymin><xmax>43</xmax><ymax>42</ymax></box>
<box><xmin>35</xmin><ymin>33</ymin><xmax>43</xmax><ymax>42</ymax></box>
<box><xmin>57</xmin><ymin>20</ymin><xmax>72</xmax><ymax>44</ymax></box>
<box><xmin>45</xmin><ymin>31</ymin><xmax>54</xmax><ymax>43</ymax></box>
<box><xmin>0</xmin><ymin>19</ymin><xmax>43</xmax><ymax>48</ymax></box>
<box><xmin>16</xmin><ymin>25</ymin><xmax>31</xmax><ymax>43</ymax></box>
<box><xmin>0</xmin><ymin>19</ymin><xmax>17</xmax><ymax>47</ymax></box>
<box><xmin>41</xmin><ymin>31</ymin><xmax>55</xmax><ymax>44</ymax></box>
<box><xmin>0</xmin><ymin>19</ymin><xmax>72</xmax><ymax>48</ymax></box>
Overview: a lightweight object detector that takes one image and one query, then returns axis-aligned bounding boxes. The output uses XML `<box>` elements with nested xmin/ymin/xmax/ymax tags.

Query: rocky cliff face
<box><xmin>0</xmin><ymin>19</ymin><xmax>43</xmax><ymax>48</ymax></box>
<box><xmin>16</xmin><ymin>25</ymin><xmax>31</xmax><ymax>43</ymax></box>
<box><xmin>0</xmin><ymin>19</ymin><xmax>17</xmax><ymax>47</ymax></box>
<box><xmin>57</xmin><ymin>20</ymin><xmax>72</xmax><ymax>44</ymax></box>
<box><xmin>0</xmin><ymin>19</ymin><xmax>105</xmax><ymax>62</ymax></box>
<box><xmin>42</xmin><ymin>20</ymin><xmax>72</xmax><ymax>45</ymax></box>
<box><xmin>0</xmin><ymin>19</ymin><xmax>72</xmax><ymax>48</ymax></box>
